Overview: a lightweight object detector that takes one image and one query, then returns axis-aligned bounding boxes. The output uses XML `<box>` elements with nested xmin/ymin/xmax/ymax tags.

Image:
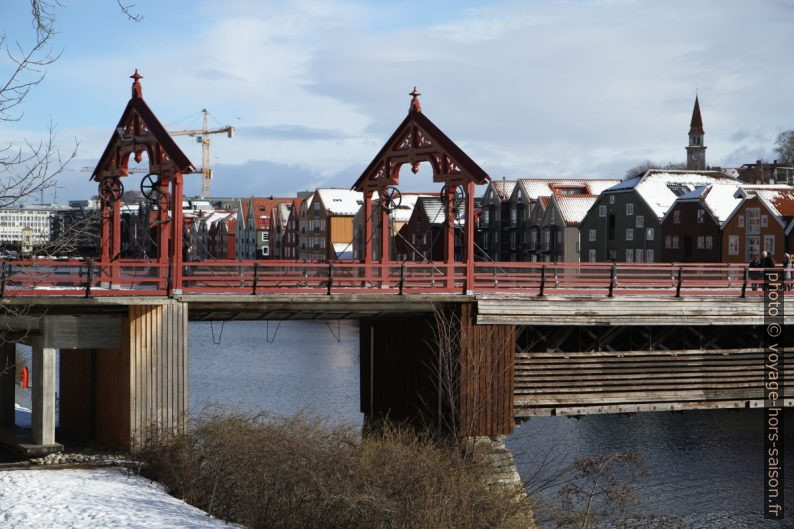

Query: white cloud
<box><xmin>4</xmin><ymin>0</ymin><xmax>794</xmax><ymax>201</ymax></box>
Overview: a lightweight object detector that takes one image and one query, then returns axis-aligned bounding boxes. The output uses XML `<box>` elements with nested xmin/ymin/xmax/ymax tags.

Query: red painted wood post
<box><xmin>465</xmin><ymin>180</ymin><xmax>475</xmax><ymax>293</ymax></box>
<box><xmin>444</xmin><ymin>184</ymin><xmax>456</xmax><ymax>290</ymax></box>
<box><xmin>99</xmin><ymin>199</ymin><xmax>111</xmax><ymax>284</ymax></box>
<box><xmin>158</xmin><ymin>173</ymin><xmax>172</xmax><ymax>290</ymax></box>
<box><xmin>111</xmin><ymin>195</ymin><xmax>122</xmax><ymax>287</ymax></box>
<box><xmin>172</xmin><ymin>172</ymin><xmax>184</xmax><ymax>293</ymax></box>
<box><xmin>363</xmin><ymin>190</ymin><xmax>373</xmax><ymax>286</ymax></box>
<box><xmin>380</xmin><ymin>195</ymin><xmax>390</xmax><ymax>287</ymax></box>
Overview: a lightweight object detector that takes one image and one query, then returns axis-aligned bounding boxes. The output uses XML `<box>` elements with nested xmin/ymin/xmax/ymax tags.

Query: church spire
<box><xmin>686</xmin><ymin>95</ymin><xmax>706</xmax><ymax>170</ymax></box>
<box><xmin>689</xmin><ymin>95</ymin><xmax>704</xmax><ymax>135</ymax></box>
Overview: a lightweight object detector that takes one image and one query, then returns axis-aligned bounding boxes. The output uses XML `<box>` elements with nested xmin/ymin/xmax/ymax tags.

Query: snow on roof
<box><xmin>333</xmin><ymin>242</ymin><xmax>353</xmax><ymax>260</ymax></box>
<box><xmin>317</xmin><ymin>188</ymin><xmax>363</xmax><ymax>216</ymax></box>
<box><xmin>605</xmin><ymin>169</ymin><xmax>737</xmax><ymax>220</ymax></box>
<box><xmin>552</xmin><ymin>195</ymin><xmax>598</xmax><ymax>226</ymax></box>
<box><xmin>372</xmin><ymin>193</ymin><xmax>435</xmax><ymax>223</ymax></box>
<box><xmin>417</xmin><ymin>197</ymin><xmax>466</xmax><ymax>225</ymax></box>
<box><xmin>669</xmin><ymin>183</ymin><xmax>743</xmax><ymax>225</ymax></box>
<box><xmin>490</xmin><ymin>180</ymin><xmax>516</xmax><ymax>200</ymax></box>
<box><xmin>749</xmin><ymin>187</ymin><xmax>794</xmax><ymax>219</ymax></box>
<box><xmin>516</xmin><ymin>178</ymin><xmax>620</xmax><ymax>200</ymax></box>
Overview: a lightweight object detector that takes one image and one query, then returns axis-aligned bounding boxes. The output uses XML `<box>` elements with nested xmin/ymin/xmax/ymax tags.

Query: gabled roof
<box><xmin>488</xmin><ymin>180</ymin><xmax>516</xmax><ymax>201</ymax></box>
<box><xmin>663</xmin><ymin>183</ymin><xmax>742</xmax><ymax>226</ymax></box>
<box><xmin>370</xmin><ymin>193</ymin><xmax>436</xmax><ymax>223</ymax></box>
<box><xmin>514</xmin><ymin>178</ymin><xmax>620</xmax><ymax>201</ymax></box>
<box><xmin>604</xmin><ymin>169</ymin><xmax>738</xmax><ymax>220</ymax></box>
<box><xmin>551</xmin><ymin>195</ymin><xmax>598</xmax><ymax>227</ymax></box>
<box><xmin>92</xmin><ymin>71</ymin><xmax>195</xmax><ymax>180</ymax></box>
<box><xmin>316</xmin><ymin>188</ymin><xmax>364</xmax><ymax>216</ymax></box>
<box><xmin>416</xmin><ymin>196</ymin><xmax>466</xmax><ymax>226</ymax></box>
<box><xmin>353</xmin><ymin>91</ymin><xmax>489</xmax><ymax>191</ymax></box>
<box><xmin>722</xmin><ymin>185</ymin><xmax>794</xmax><ymax>230</ymax></box>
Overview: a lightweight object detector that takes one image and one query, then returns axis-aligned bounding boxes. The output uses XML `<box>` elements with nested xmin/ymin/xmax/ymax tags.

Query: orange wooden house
<box><xmin>721</xmin><ymin>186</ymin><xmax>794</xmax><ymax>263</ymax></box>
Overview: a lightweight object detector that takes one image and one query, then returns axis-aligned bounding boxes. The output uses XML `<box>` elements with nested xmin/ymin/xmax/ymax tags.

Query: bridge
<box><xmin>0</xmin><ymin>73</ymin><xmax>790</xmax><ymax>455</ymax></box>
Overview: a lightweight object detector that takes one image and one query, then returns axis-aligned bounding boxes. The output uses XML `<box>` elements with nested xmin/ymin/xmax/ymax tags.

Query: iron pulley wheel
<box><xmin>380</xmin><ymin>186</ymin><xmax>402</xmax><ymax>212</ymax></box>
<box><xmin>440</xmin><ymin>184</ymin><xmax>465</xmax><ymax>210</ymax></box>
<box><xmin>98</xmin><ymin>177</ymin><xmax>124</xmax><ymax>203</ymax></box>
<box><xmin>140</xmin><ymin>173</ymin><xmax>163</xmax><ymax>202</ymax></box>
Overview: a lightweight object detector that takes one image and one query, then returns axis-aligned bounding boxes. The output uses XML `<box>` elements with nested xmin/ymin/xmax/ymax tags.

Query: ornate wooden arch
<box><xmin>353</xmin><ymin>89</ymin><xmax>489</xmax><ymax>289</ymax></box>
<box><xmin>92</xmin><ymin>71</ymin><xmax>196</xmax><ymax>292</ymax></box>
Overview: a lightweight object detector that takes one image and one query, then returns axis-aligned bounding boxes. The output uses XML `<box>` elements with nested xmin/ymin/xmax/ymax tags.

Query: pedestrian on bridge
<box><xmin>749</xmin><ymin>253</ymin><xmax>761</xmax><ymax>291</ymax></box>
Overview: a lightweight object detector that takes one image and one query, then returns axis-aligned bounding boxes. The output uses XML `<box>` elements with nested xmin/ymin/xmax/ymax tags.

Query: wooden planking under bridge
<box><xmin>481</xmin><ymin>296</ymin><xmax>794</xmax><ymax>417</ymax></box>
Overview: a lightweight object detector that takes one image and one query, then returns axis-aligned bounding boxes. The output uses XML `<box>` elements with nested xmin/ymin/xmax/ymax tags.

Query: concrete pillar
<box><xmin>32</xmin><ymin>337</ymin><xmax>56</xmax><ymax>445</ymax></box>
<box><xmin>0</xmin><ymin>342</ymin><xmax>14</xmax><ymax>428</ymax></box>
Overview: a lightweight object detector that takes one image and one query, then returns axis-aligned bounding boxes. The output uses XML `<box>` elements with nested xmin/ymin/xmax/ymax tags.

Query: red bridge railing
<box><xmin>0</xmin><ymin>258</ymin><xmax>780</xmax><ymax>298</ymax></box>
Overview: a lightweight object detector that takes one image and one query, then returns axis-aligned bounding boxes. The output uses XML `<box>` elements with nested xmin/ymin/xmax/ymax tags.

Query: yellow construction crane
<box><xmin>168</xmin><ymin>109</ymin><xmax>235</xmax><ymax>198</ymax></box>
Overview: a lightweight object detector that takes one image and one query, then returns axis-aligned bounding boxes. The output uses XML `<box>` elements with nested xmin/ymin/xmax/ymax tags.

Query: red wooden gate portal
<box><xmin>352</xmin><ymin>88</ymin><xmax>490</xmax><ymax>290</ymax></box>
<box><xmin>91</xmin><ymin>71</ymin><xmax>196</xmax><ymax>291</ymax></box>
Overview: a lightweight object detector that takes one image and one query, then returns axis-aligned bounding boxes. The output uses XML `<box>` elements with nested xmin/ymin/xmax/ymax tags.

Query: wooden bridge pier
<box><xmin>0</xmin><ymin>302</ymin><xmax>188</xmax><ymax>455</ymax></box>
<box><xmin>359</xmin><ymin>302</ymin><xmax>516</xmax><ymax>438</ymax></box>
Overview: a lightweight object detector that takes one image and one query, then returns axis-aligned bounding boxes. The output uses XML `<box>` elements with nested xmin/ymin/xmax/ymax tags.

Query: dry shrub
<box><xmin>134</xmin><ymin>409</ymin><xmax>533</xmax><ymax>529</ymax></box>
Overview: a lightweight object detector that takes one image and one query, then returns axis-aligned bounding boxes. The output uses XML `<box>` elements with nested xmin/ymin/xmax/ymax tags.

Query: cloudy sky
<box><xmin>2</xmin><ymin>0</ymin><xmax>793</xmax><ymax>202</ymax></box>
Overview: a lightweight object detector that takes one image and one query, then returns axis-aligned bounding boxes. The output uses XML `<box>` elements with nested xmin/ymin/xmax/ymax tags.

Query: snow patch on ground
<box><xmin>0</xmin><ymin>468</ymin><xmax>239</xmax><ymax>528</ymax></box>
<box><xmin>14</xmin><ymin>403</ymin><xmax>31</xmax><ymax>429</ymax></box>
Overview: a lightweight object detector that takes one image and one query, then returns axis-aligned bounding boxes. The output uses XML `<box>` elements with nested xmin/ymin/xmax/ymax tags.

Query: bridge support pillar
<box><xmin>31</xmin><ymin>338</ymin><xmax>56</xmax><ymax>446</ymax></box>
<box><xmin>0</xmin><ymin>342</ymin><xmax>14</xmax><ymax>428</ymax></box>
<box><xmin>360</xmin><ymin>303</ymin><xmax>515</xmax><ymax>438</ymax></box>
<box><xmin>55</xmin><ymin>305</ymin><xmax>187</xmax><ymax>450</ymax></box>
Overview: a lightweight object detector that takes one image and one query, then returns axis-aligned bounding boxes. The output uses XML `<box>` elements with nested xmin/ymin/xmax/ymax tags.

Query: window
<box><xmin>261</xmin><ymin>232</ymin><xmax>269</xmax><ymax>241</ymax></box>
<box><xmin>609</xmin><ymin>249</ymin><xmax>617</xmax><ymax>260</ymax></box>
<box><xmin>482</xmin><ymin>235</ymin><xmax>488</xmax><ymax>249</ymax></box>
<box><xmin>556</xmin><ymin>231</ymin><xmax>561</xmax><ymax>243</ymax></box>
<box><xmin>589</xmin><ymin>249</ymin><xmax>597</xmax><ymax>262</ymax></box>
<box><xmin>728</xmin><ymin>235</ymin><xmax>739</xmax><ymax>255</ymax></box>
<box><xmin>672</xmin><ymin>236</ymin><xmax>680</xmax><ymax>249</ymax></box>
<box><xmin>510</xmin><ymin>232</ymin><xmax>516</xmax><ymax>250</ymax></box>
<box><xmin>626</xmin><ymin>203</ymin><xmax>634</xmax><ymax>215</ymax></box>
<box><xmin>550</xmin><ymin>209</ymin><xmax>556</xmax><ymax>224</ymax></box>
<box><xmin>738</xmin><ymin>215</ymin><xmax>744</xmax><ymax>229</ymax></box>
<box><xmin>747</xmin><ymin>208</ymin><xmax>760</xmax><ymax>235</ymax></box>
<box><xmin>645</xmin><ymin>249</ymin><xmax>654</xmax><ymax>262</ymax></box>
<box><xmin>673</xmin><ymin>210</ymin><xmax>681</xmax><ymax>224</ymax></box>
<box><xmin>665</xmin><ymin>235</ymin><xmax>672</xmax><ymax>249</ymax></box>
<box><xmin>510</xmin><ymin>206</ymin><xmax>517</xmax><ymax>227</ymax></box>
<box><xmin>589</xmin><ymin>229</ymin><xmax>596</xmax><ymax>242</ymax></box>
<box><xmin>625</xmin><ymin>249</ymin><xmax>634</xmax><ymax>262</ymax></box>
<box><xmin>609</xmin><ymin>195</ymin><xmax>615</xmax><ymax>205</ymax></box>
<box><xmin>761</xmin><ymin>215</ymin><xmax>768</xmax><ymax>228</ymax></box>
<box><xmin>625</xmin><ymin>228</ymin><xmax>633</xmax><ymax>241</ymax></box>
<box><xmin>636</xmin><ymin>215</ymin><xmax>644</xmax><ymax>228</ymax></box>
<box><xmin>482</xmin><ymin>209</ymin><xmax>489</xmax><ymax>227</ymax></box>
<box><xmin>764</xmin><ymin>234</ymin><xmax>775</xmax><ymax>253</ymax></box>
<box><xmin>599</xmin><ymin>205</ymin><xmax>607</xmax><ymax>217</ymax></box>
<box><xmin>646</xmin><ymin>228</ymin><xmax>654</xmax><ymax>241</ymax></box>
<box><xmin>494</xmin><ymin>231</ymin><xmax>499</xmax><ymax>244</ymax></box>
<box><xmin>697</xmin><ymin>236</ymin><xmax>704</xmax><ymax>249</ymax></box>
<box><xmin>635</xmin><ymin>248</ymin><xmax>643</xmax><ymax>263</ymax></box>
<box><xmin>705</xmin><ymin>236</ymin><xmax>713</xmax><ymax>249</ymax></box>
<box><xmin>697</xmin><ymin>209</ymin><xmax>705</xmax><ymax>223</ymax></box>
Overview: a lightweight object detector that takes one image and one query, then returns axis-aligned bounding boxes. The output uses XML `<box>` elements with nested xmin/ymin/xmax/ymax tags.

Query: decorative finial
<box><xmin>130</xmin><ymin>69</ymin><xmax>143</xmax><ymax>98</ymax></box>
<box><xmin>409</xmin><ymin>86</ymin><xmax>422</xmax><ymax>113</ymax></box>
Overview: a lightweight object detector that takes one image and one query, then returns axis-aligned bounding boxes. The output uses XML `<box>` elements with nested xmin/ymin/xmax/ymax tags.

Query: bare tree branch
<box><xmin>116</xmin><ymin>0</ymin><xmax>144</xmax><ymax>22</ymax></box>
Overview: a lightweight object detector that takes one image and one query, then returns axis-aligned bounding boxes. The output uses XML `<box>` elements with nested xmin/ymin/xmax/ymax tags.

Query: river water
<box><xmin>190</xmin><ymin>320</ymin><xmax>791</xmax><ymax>528</ymax></box>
